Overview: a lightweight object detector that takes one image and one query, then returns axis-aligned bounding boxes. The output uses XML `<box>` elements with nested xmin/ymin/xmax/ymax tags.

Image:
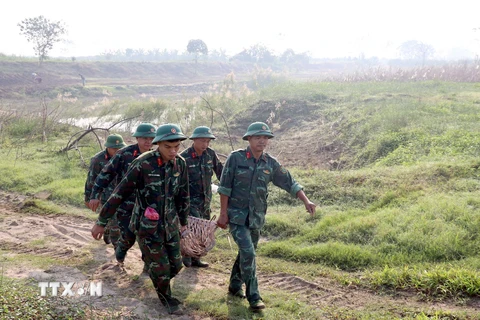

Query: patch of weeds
<box><xmin>0</xmin><ymin>277</ymin><xmax>86</xmax><ymax>319</ymax></box>
<box><xmin>19</xmin><ymin>199</ymin><xmax>63</xmax><ymax>215</ymax></box>
<box><xmin>130</xmin><ymin>274</ymin><xmax>140</xmax><ymax>281</ymax></box>
<box><xmin>27</xmin><ymin>237</ymin><xmax>56</xmax><ymax>249</ymax></box>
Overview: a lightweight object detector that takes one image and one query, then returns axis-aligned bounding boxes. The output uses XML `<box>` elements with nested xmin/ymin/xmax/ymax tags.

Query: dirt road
<box><xmin>0</xmin><ymin>191</ymin><xmax>478</xmax><ymax>319</ymax></box>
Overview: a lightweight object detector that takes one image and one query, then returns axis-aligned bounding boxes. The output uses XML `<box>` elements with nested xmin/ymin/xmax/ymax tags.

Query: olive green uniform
<box><xmin>218</xmin><ymin>146</ymin><xmax>302</xmax><ymax>304</ymax></box>
<box><xmin>180</xmin><ymin>146</ymin><xmax>223</xmax><ymax>220</ymax></box>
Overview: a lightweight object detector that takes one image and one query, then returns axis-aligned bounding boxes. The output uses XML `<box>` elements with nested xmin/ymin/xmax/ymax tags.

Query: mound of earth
<box><xmin>229</xmin><ymin>99</ymin><xmax>343</xmax><ymax>169</ymax></box>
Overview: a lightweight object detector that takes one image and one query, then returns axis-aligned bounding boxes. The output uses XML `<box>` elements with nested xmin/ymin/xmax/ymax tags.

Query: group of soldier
<box><xmin>85</xmin><ymin>121</ymin><xmax>316</xmax><ymax>314</ymax></box>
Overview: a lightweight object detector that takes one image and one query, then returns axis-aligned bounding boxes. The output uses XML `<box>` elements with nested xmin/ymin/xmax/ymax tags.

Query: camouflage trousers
<box><xmin>228</xmin><ymin>223</ymin><xmax>261</xmax><ymax>303</ymax></box>
<box><xmin>138</xmin><ymin>232</ymin><xmax>183</xmax><ymax>299</ymax></box>
<box><xmin>115</xmin><ymin>212</ymin><xmax>139</xmax><ymax>261</ymax></box>
<box><xmin>104</xmin><ymin>213</ymin><xmax>121</xmax><ymax>247</ymax></box>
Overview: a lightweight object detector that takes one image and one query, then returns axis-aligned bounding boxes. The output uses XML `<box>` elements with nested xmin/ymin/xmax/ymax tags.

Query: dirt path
<box><xmin>0</xmin><ymin>192</ymin><xmax>478</xmax><ymax>319</ymax></box>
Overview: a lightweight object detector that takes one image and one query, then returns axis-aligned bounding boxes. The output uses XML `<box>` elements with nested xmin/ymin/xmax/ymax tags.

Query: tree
<box><xmin>398</xmin><ymin>40</ymin><xmax>435</xmax><ymax>66</ymax></box>
<box><xmin>248</xmin><ymin>44</ymin><xmax>275</xmax><ymax>63</ymax></box>
<box><xmin>280</xmin><ymin>49</ymin><xmax>310</xmax><ymax>67</ymax></box>
<box><xmin>18</xmin><ymin>16</ymin><xmax>67</xmax><ymax>65</ymax></box>
<box><xmin>187</xmin><ymin>39</ymin><xmax>208</xmax><ymax>64</ymax></box>
<box><xmin>231</xmin><ymin>44</ymin><xmax>276</xmax><ymax>64</ymax></box>
<box><xmin>209</xmin><ymin>48</ymin><xmax>228</xmax><ymax>62</ymax></box>
<box><xmin>280</xmin><ymin>48</ymin><xmax>295</xmax><ymax>64</ymax></box>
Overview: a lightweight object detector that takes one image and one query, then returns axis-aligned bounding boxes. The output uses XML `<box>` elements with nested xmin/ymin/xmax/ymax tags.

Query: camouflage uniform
<box><xmin>98</xmin><ymin>150</ymin><xmax>189</xmax><ymax>305</ymax></box>
<box><xmin>218</xmin><ymin>146</ymin><xmax>303</xmax><ymax>304</ymax></box>
<box><xmin>180</xmin><ymin>146</ymin><xmax>223</xmax><ymax>220</ymax></box>
<box><xmin>84</xmin><ymin>149</ymin><xmax>121</xmax><ymax>246</ymax></box>
<box><xmin>92</xmin><ymin>144</ymin><xmax>143</xmax><ymax>261</ymax></box>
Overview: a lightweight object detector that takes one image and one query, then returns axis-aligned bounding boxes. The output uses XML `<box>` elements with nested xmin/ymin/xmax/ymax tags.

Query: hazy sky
<box><xmin>2</xmin><ymin>0</ymin><xmax>479</xmax><ymax>59</ymax></box>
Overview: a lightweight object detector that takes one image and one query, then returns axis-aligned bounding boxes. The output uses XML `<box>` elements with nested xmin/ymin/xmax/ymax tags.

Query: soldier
<box><xmin>84</xmin><ymin>133</ymin><xmax>126</xmax><ymax>248</ymax></box>
<box><xmin>216</xmin><ymin>122</ymin><xmax>316</xmax><ymax>311</ymax></box>
<box><xmin>91</xmin><ymin>123</ymin><xmax>190</xmax><ymax>315</ymax></box>
<box><xmin>89</xmin><ymin>123</ymin><xmax>156</xmax><ymax>268</ymax></box>
<box><xmin>180</xmin><ymin>126</ymin><xmax>223</xmax><ymax>268</ymax></box>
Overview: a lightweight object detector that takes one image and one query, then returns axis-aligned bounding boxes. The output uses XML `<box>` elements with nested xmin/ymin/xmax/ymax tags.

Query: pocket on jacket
<box><xmin>137</xmin><ymin>216</ymin><xmax>159</xmax><ymax>237</ymax></box>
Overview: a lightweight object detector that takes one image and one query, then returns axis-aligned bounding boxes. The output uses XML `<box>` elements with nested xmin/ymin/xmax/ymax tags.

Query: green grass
<box><xmin>0</xmin><ymin>140</ymin><xmax>96</xmax><ymax>208</ymax></box>
<box><xmin>0</xmin><ymin>277</ymin><xmax>86</xmax><ymax>319</ymax></box>
<box><xmin>369</xmin><ymin>264</ymin><xmax>480</xmax><ymax>298</ymax></box>
<box><xmin>182</xmin><ymin>288</ymin><xmax>323</xmax><ymax>320</ymax></box>
<box><xmin>1</xmin><ymin>79</ymin><xmax>480</xmax><ymax>317</ymax></box>
<box><xmin>257</xmin><ymin>160</ymin><xmax>480</xmax><ymax>297</ymax></box>
<box><xmin>248</xmin><ymin>81</ymin><xmax>480</xmax><ymax>169</ymax></box>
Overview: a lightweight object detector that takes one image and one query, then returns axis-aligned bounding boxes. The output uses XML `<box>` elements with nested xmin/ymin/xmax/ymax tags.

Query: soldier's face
<box><xmin>106</xmin><ymin>147</ymin><xmax>121</xmax><ymax>157</ymax></box>
<box><xmin>192</xmin><ymin>138</ymin><xmax>211</xmax><ymax>154</ymax></box>
<box><xmin>136</xmin><ymin>137</ymin><xmax>154</xmax><ymax>153</ymax></box>
<box><xmin>157</xmin><ymin>140</ymin><xmax>181</xmax><ymax>161</ymax></box>
<box><xmin>248</xmin><ymin>135</ymin><xmax>269</xmax><ymax>153</ymax></box>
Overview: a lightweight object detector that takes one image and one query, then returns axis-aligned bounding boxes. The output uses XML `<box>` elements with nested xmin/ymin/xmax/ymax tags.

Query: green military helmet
<box><xmin>152</xmin><ymin>123</ymin><xmax>187</xmax><ymax>143</ymax></box>
<box><xmin>242</xmin><ymin>122</ymin><xmax>274</xmax><ymax>140</ymax></box>
<box><xmin>189</xmin><ymin>126</ymin><xmax>216</xmax><ymax>140</ymax></box>
<box><xmin>132</xmin><ymin>123</ymin><xmax>156</xmax><ymax>138</ymax></box>
<box><xmin>104</xmin><ymin>134</ymin><xmax>127</xmax><ymax>148</ymax></box>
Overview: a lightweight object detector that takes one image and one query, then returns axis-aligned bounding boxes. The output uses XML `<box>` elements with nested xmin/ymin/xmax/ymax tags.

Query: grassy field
<box><xmin>0</xmin><ymin>69</ymin><xmax>479</xmax><ymax>319</ymax></box>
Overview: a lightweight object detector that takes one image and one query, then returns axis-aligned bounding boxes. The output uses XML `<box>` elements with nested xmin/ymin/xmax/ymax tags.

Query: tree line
<box><xmin>17</xmin><ymin>15</ymin><xmax>447</xmax><ymax>67</ymax></box>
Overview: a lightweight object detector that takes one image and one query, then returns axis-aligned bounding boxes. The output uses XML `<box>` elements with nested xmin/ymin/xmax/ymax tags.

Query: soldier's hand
<box><xmin>216</xmin><ymin>213</ymin><xmax>229</xmax><ymax>229</ymax></box>
<box><xmin>180</xmin><ymin>224</ymin><xmax>188</xmax><ymax>238</ymax></box>
<box><xmin>88</xmin><ymin>199</ymin><xmax>101</xmax><ymax>212</ymax></box>
<box><xmin>91</xmin><ymin>224</ymin><xmax>105</xmax><ymax>240</ymax></box>
<box><xmin>304</xmin><ymin>201</ymin><xmax>316</xmax><ymax>216</ymax></box>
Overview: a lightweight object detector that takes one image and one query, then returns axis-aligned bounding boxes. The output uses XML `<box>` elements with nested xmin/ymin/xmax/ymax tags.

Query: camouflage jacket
<box><xmin>180</xmin><ymin>146</ymin><xmax>223</xmax><ymax>210</ymax></box>
<box><xmin>84</xmin><ymin>149</ymin><xmax>115</xmax><ymax>204</ymax></box>
<box><xmin>218</xmin><ymin>146</ymin><xmax>302</xmax><ymax>229</ymax></box>
<box><xmin>91</xmin><ymin>144</ymin><xmax>142</xmax><ymax>216</ymax></box>
<box><xmin>98</xmin><ymin>150</ymin><xmax>190</xmax><ymax>242</ymax></box>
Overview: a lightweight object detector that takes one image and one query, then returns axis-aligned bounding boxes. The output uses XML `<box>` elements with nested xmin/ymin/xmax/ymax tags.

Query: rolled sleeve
<box><xmin>290</xmin><ymin>182</ymin><xmax>303</xmax><ymax>198</ymax></box>
<box><xmin>217</xmin><ymin>186</ymin><xmax>232</xmax><ymax>197</ymax></box>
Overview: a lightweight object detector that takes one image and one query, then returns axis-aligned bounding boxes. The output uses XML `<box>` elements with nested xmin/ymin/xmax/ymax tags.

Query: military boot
<box><xmin>191</xmin><ymin>258</ymin><xmax>209</xmax><ymax>268</ymax></box>
<box><xmin>115</xmin><ymin>245</ymin><xmax>127</xmax><ymax>264</ymax></box>
<box><xmin>182</xmin><ymin>257</ymin><xmax>192</xmax><ymax>267</ymax></box>
<box><xmin>159</xmin><ymin>295</ymin><xmax>182</xmax><ymax>314</ymax></box>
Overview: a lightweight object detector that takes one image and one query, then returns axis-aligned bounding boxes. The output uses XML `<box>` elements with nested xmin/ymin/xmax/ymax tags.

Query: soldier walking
<box><xmin>84</xmin><ymin>133</ymin><xmax>126</xmax><ymax>248</ymax></box>
<box><xmin>216</xmin><ymin>122</ymin><xmax>316</xmax><ymax>311</ymax></box>
<box><xmin>89</xmin><ymin>123</ymin><xmax>156</xmax><ymax>269</ymax></box>
<box><xmin>91</xmin><ymin>123</ymin><xmax>190</xmax><ymax>315</ymax></box>
<box><xmin>180</xmin><ymin>126</ymin><xmax>223</xmax><ymax>268</ymax></box>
